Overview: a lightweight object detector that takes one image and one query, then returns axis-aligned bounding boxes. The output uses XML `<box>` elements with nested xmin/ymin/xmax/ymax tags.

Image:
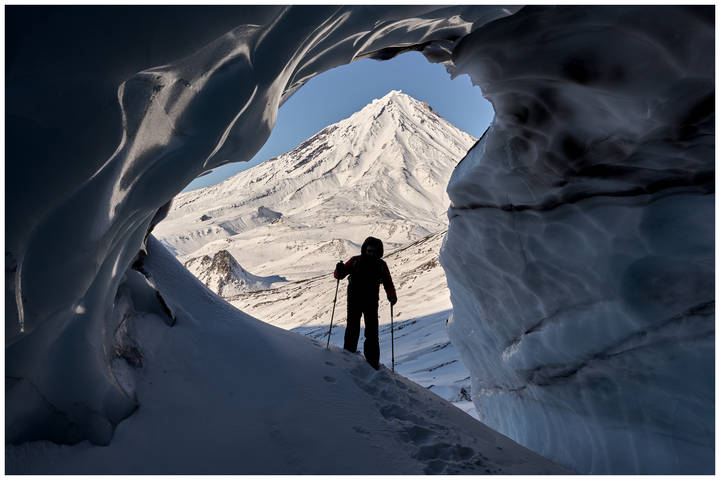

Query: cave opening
<box><xmin>6</xmin><ymin>5</ymin><xmax>713</xmax><ymax>474</ymax></box>
<box><xmin>153</xmin><ymin>50</ymin><xmax>494</xmax><ymax>416</ymax></box>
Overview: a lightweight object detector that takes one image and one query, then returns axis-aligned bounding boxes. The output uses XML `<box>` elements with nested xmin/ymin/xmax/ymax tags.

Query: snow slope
<box><xmin>154</xmin><ymin>90</ymin><xmax>476</xmax><ymax>279</ymax></box>
<box><xmin>229</xmin><ymin>230</ymin><xmax>477</xmax><ymax>417</ymax></box>
<box><xmin>6</xmin><ymin>237</ymin><xmax>571</xmax><ymax>474</ymax></box>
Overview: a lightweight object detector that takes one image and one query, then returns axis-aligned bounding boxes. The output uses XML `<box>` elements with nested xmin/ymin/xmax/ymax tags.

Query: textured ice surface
<box><xmin>6</xmin><ymin>5</ymin><xmax>713</xmax><ymax>474</ymax></box>
<box><xmin>441</xmin><ymin>5</ymin><xmax>714</xmax><ymax>474</ymax></box>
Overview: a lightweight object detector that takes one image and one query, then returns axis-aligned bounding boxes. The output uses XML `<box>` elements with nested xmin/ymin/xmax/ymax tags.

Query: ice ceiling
<box><xmin>5</xmin><ymin>5</ymin><xmax>714</xmax><ymax>474</ymax></box>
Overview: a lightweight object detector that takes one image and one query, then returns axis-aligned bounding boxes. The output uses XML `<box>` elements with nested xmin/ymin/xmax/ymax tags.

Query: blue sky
<box><xmin>185</xmin><ymin>51</ymin><xmax>494</xmax><ymax>191</ymax></box>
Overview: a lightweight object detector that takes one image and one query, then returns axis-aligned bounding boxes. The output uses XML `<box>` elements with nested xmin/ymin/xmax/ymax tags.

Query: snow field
<box><xmin>6</xmin><ymin>236</ymin><xmax>571</xmax><ymax>474</ymax></box>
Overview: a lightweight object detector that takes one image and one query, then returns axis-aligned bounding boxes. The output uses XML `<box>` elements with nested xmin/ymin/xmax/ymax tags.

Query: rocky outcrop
<box><xmin>184</xmin><ymin>250</ymin><xmax>285</xmax><ymax>297</ymax></box>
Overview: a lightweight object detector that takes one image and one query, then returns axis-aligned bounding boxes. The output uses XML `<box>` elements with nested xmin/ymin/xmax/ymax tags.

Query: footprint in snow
<box><xmin>380</xmin><ymin>389</ymin><xmax>396</xmax><ymax>402</ymax></box>
<box><xmin>416</xmin><ymin>443</ymin><xmax>478</xmax><ymax>474</ymax></box>
<box><xmin>415</xmin><ymin>442</ymin><xmax>475</xmax><ymax>461</ymax></box>
<box><xmin>402</xmin><ymin>425</ymin><xmax>433</xmax><ymax>445</ymax></box>
<box><xmin>379</xmin><ymin>404</ymin><xmax>427</xmax><ymax>425</ymax></box>
<box><xmin>349</xmin><ymin>362</ymin><xmax>376</xmax><ymax>381</ymax></box>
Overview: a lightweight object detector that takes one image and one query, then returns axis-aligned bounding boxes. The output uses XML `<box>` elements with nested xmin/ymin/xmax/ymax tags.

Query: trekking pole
<box><xmin>390</xmin><ymin>303</ymin><xmax>395</xmax><ymax>372</ymax></box>
<box><xmin>326</xmin><ymin>276</ymin><xmax>340</xmax><ymax>349</ymax></box>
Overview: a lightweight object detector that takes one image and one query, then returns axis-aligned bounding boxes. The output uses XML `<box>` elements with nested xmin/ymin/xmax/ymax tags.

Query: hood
<box><xmin>361</xmin><ymin>236</ymin><xmax>384</xmax><ymax>258</ymax></box>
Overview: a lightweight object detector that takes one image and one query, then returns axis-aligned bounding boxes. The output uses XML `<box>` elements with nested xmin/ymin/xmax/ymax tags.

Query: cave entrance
<box><xmin>153</xmin><ymin>50</ymin><xmax>494</xmax><ymax>417</ymax></box>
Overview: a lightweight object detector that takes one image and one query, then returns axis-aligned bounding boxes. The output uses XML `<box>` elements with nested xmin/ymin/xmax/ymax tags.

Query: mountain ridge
<box><xmin>155</xmin><ymin>90</ymin><xmax>476</xmax><ymax>280</ymax></box>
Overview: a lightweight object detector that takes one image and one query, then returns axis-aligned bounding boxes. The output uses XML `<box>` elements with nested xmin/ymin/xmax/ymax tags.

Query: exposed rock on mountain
<box><xmin>184</xmin><ymin>250</ymin><xmax>286</xmax><ymax>296</ymax></box>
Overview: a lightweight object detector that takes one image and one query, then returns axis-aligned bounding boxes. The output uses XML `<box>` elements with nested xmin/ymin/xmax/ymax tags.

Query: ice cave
<box><xmin>5</xmin><ymin>5</ymin><xmax>714</xmax><ymax>474</ymax></box>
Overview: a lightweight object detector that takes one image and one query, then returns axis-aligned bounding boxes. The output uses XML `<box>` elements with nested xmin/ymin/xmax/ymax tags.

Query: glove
<box><xmin>389</xmin><ymin>296</ymin><xmax>397</xmax><ymax>306</ymax></box>
<box><xmin>336</xmin><ymin>261</ymin><xmax>344</xmax><ymax>272</ymax></box>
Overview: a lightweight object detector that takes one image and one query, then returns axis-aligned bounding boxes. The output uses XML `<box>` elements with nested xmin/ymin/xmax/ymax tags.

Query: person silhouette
<box><xmin>334</xmin><ymin>236</ymin><xmax>397</xmax><ymax>369</ymax></box>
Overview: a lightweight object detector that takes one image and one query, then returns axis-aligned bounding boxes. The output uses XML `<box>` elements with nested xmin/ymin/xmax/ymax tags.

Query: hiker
<box><xmin>334</xmin><ymin>236</ymin><xmax>397</xmax><ymax>370</ymax></box>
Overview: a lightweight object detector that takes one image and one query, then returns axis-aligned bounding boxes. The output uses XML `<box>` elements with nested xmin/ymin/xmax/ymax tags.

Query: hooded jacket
<box><xmin>334</xmin><ymin>237</ymin><xmax>396</xmax><ymax>303</ymax></box>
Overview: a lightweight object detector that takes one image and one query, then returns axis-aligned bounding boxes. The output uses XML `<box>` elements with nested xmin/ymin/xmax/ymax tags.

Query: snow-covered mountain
<box><xmin>184</xmin><ymin>250</ymin><xmax>287</xmax><ymax>297</ymax></box>
<box><xmin>154</xmin><ymin>90</ymin><xmax>476</xmax><ymax>279</ymax></box>
<box><xmin>155</xmin><ymin>91</ymin><xmax>477</xmax><ymax>414</ymax></box>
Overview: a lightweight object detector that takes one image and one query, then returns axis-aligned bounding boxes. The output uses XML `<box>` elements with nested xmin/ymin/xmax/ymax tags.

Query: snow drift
<box><xmin>7</xmin><ymin>236</ymin><xmax>569</xmax><ymax>474</ymax></box>
<box><xmin>6</xmin><ymin>5</ymin><xmax>713</xmax><ymax>474</ymax></box>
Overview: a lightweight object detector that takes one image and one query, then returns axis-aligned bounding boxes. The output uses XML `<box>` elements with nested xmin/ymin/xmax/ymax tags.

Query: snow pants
<box><xmin>344</xmin><ymin>298</ymin><xmax>379</xmax><ymax>369</ymax></box>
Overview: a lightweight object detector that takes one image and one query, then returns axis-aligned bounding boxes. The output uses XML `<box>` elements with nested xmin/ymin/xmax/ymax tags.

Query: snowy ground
<box><xmin>229</xmin><ymin>230</ymin><xmax>478</xmax><ymax>418</ymax></box>
<box><xmin>293</xmin><ymin>310</ymin><xmax>476</xmax><ymax>418</ymax></box>
<box><xmin>6</xmin><ymin>237</ymin><xmax>572</xmax><ymax>474</ymax></box>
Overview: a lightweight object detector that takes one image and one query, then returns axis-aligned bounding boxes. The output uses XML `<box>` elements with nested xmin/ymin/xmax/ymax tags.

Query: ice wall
<box><xmin>5</xmin><ymin>5</ymin><xmax>713</xmax><ymax>474</ymax></box>
<box><xmin>442</xmin><ymin>5</ymin><xmax>714</xmax><ymax>474</ymax></box>
<box><xmin>5</xmin><ymin>4</ymin><xmax>516</xmax><ymax>447</ymax></box>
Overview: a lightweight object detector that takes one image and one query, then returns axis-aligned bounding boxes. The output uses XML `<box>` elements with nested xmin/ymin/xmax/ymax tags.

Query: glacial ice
<box><xmin>6</xmin><ymin>5</ymin><xmax>713</xmax><ymax>474</ymax></box>
<box><xmin>442</xmin><ymin>5</ymin><xmax>714</xmax><ymax>474</ymax></box>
